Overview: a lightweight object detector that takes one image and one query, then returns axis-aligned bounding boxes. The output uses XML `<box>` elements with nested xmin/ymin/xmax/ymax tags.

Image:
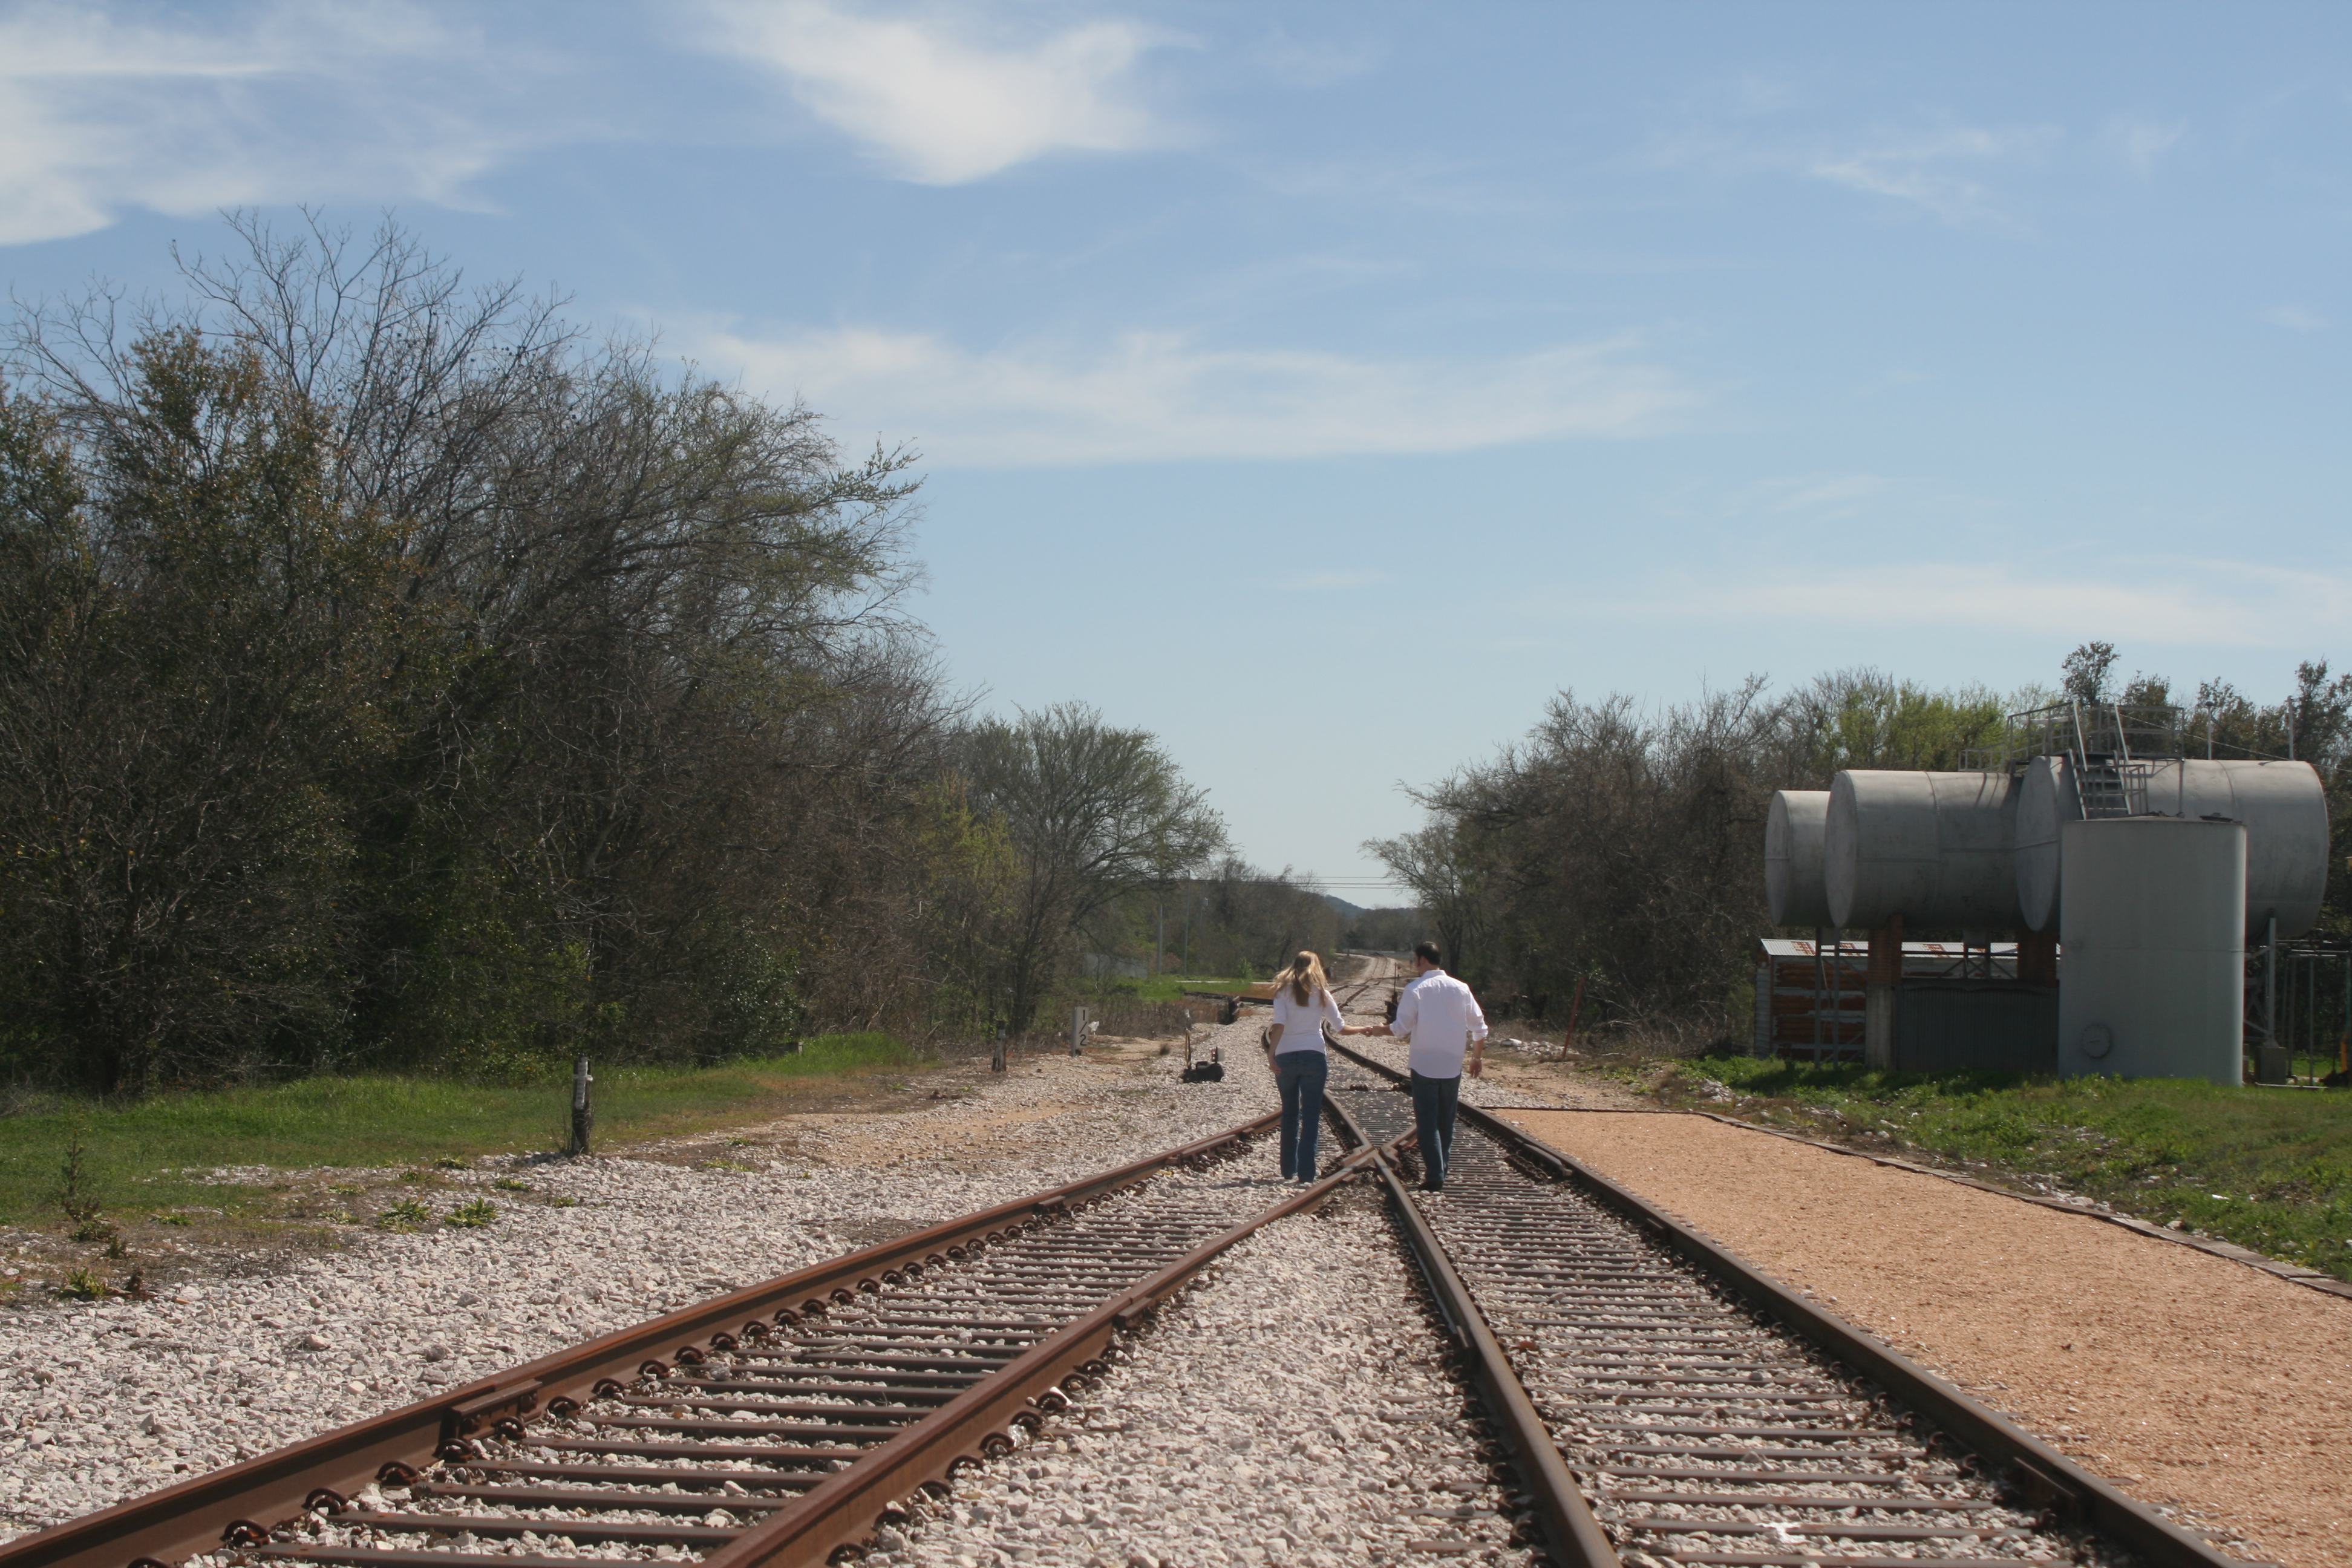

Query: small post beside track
<box><xmin>567</xmin><ymin>1055</ymin><xmax>593</xmax><ymax>1155</ymax></box>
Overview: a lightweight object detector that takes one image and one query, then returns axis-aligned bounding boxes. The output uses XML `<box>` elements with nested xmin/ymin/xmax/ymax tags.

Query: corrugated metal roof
<box><xmin>1754</xmin><ymin>938</ymin><xmax>2025</xmax><ymax>958</ymax></box>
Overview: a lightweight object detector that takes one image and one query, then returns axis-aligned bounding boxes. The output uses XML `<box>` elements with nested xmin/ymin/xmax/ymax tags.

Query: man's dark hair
<box><xmin>1413</xmin><ymin>941</ymin><xmax>1442</xmax><ymax>968</ymax></box>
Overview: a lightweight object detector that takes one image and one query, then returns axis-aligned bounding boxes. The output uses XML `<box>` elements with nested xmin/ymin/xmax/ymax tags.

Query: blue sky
<box><xmin>4</xmin><ymin>2</ymin><xmax>2350</xmax><ymax>895</ymax></box>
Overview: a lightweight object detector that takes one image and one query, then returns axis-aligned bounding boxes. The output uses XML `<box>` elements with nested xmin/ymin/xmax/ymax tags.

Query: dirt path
<box><xmin>1503</xmin><ymin>1107</ymin><xmax>2351</xmax><ymax>1568</ymax></box>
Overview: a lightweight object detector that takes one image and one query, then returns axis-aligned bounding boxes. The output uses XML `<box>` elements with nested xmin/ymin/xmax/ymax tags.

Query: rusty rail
<box><xmin>1323</xmin><ymin>1089</ymin><xmax>1618</xmax><ymax>1568</ymax></box>
<box><xmin>0</xmin><ymin>1113</ymin><xmax>1300</xmax><ymax>1568</ymax></box>
<box><xmin>1326</xmin><ymin>1038</ymin><xmax>2247</xmax><ymax>1568</ymax></box>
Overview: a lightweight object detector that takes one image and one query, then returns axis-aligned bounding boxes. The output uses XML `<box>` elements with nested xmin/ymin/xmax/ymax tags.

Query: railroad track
<box><xmin>0</xmin><ymin>1113</ymin><xmax>1398</xmax><ymax>1568</ymax></box>
<box><xmin>1322</xmin><ymin>1039</ymin><xmax>2246</xmax><ymax>1568</ymax></box>
<box><xmin>0</xmin><ymin>995</ymin><xmax>2258</xmax><ymax>1568</ymax></box>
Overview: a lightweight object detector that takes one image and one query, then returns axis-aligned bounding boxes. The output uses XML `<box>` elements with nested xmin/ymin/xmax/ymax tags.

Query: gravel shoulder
<box><xmin>0</xmin><ymin>1027</ymin><xmax>1280</xmax><ymax>1541</ymax></box>
<box><xmin>886</xmin><ymin>1191</ymin><xmax>1536</xmax><ymax>1568</ymax></box>
<box><xmin>1502</xmin><ymin>1107</ymin><xmax>2349</xmax><ymax>1568</ymax></box>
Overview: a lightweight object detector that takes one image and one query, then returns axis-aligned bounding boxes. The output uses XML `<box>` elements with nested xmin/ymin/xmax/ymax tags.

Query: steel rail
<box><xmin>0</xmin><ymin>1112</ymin><xmax>1292</xmax><ymax>1568</ymax></box>
<box><xmin>1326</xmin><ymin>1038</ymin><xmax>2247</xmax><ymax>1568</ymax></box>
<box><xmin>1322</xmin><ymin>1090</ymin><xmax>1618</xmax><ymax>1568</ymax></box>
<box><xmin>694</xmin><ymin>1143</ymin><xmax>1385</xmax><ymax>1568</ymax></box>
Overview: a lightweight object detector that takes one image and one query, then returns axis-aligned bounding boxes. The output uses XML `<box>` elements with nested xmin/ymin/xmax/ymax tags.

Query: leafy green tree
<box><xmin>961</xmin><ymin>704</ymin><xmax>1224</xmax><ymax>1031</ymax></box>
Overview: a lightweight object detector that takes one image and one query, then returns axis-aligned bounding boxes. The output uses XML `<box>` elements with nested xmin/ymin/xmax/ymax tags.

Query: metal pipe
<box><xmin>1828</xmin><ymin>927</ymin><xmax>1843</xmax><ymax>1060</ymax></box>
<box><xmin>2267</xmin><ymin>915</ymin><xmax>2279</xmax><ymax>1045</ymax></box>
<box><xmin>1812</xmin><ymin>927</ymin><xmax>1828</xmax><ymax>1063</ymax></box>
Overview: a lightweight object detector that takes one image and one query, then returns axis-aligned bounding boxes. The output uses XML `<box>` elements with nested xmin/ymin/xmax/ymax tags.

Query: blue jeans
<box><xmin>1275</xmin><ymin>1051</ymin><xmax>1328</xmax><ymax>1179</ymax></box>
<box><xmin>1409</xmin><ymin>1071</ymin><xmax>1461</xmax><ymax>1189</ymax></box>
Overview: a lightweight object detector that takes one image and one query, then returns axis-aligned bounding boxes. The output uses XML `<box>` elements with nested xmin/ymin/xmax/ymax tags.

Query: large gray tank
<box><xmin>1824</xmin><ymin>770</ymin><xmax>2022</xmax><ymax>931</ymax></box>
<box><xmin>1765</xmin><ymin>790</ymin><xmax>1834</xmax><ymax>927</ymax></box>
<box><xmin>2057</xmin><ymin>815</ymin><xmax>2245</xmax><ymax>1083</ymax></box>
<box><xmin>2015</xmin><ymin>757</ymin><xmax>2327</xmax><ymax>938</ymax></box>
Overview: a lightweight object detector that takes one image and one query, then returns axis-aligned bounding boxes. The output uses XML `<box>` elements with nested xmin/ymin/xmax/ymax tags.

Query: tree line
<box><xmin>1370</xmin><ymin>650</ymin><xmax>2352</xmax><ymax>1047</ymax></box>
<box><xmin>0</xmin><ymin>218</ymin><xmax>1236</xmax><ymax>1095</ymax></box>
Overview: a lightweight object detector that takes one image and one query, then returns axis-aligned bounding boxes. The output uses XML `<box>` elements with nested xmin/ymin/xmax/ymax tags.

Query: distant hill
<box><xmin>1322</xmin><ymin>893</ymin><xmax>1367</xmax><ymax>920</ymax></box>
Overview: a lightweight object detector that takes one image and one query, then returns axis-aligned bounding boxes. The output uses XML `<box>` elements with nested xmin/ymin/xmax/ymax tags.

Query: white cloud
<box><xmin>2106</xmin><ymin>115</ymin><xmax>2185</xmax><ymax>179</ymax></box>
<box><xmin>0</xmin><ymin>2</ymin><xmax>538</xmax><ymax>246</ymax></box>
<box><xmin>705</xmin><ymin>324</ymin><xmax>1696</xmax><ymax>465</ymax></box>
<box><xmin>704</xmin><ymin>1</ymin><xmax>1171</xmax><ymax>183</ymax></box>
<box><xmin>1809</xmin><ymin>125</ymin><xmax>2055</xmax><ymax>229</ymax></box>
<box><xmin>1768</xmin><ymin>474</ymin><xmax>1887</xmax><ymax>515</ymax></box>
<box><xmin>2265</xmin><ymin>305</ymin><xmax>2328</xmax><ymax>332</ymax></box>
<box><xmin>1644</xmin><ymin>560</ymin><xmax>2348</xmax><ymax>647</ymax></box>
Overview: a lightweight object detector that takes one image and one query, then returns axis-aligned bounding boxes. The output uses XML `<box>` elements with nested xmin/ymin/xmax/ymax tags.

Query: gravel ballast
<box><xmin>1506</xmin><ymin>1107</ymin><xmax>2344</xmax><ymax>1568</ymax></box>
<box><xmin>882</xmin><ymin>1196</ymin><xmax>1537</xmax><ymax>1568</ymax></box>
<box><xmin>0</xmin><ymin>1027</ymin><xmax>1282</xmax><ymax>1541</ymax></box>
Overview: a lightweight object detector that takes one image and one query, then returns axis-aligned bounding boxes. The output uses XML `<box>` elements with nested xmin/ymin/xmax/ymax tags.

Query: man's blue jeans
<box><xmin>1409</xmin><ymin>1070</ymin><xmax>1462</xmax><ymax>1190</ymax></box>
<box><xmin>1275</xmin><ymin>1050</ymin><xmax>1328</xmax><ymax>1179</ymax></box>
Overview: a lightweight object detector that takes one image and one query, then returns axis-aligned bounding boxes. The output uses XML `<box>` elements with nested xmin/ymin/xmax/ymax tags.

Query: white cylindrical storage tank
<box><xmin>2146</xmin><ymin>760</ymin><xmax>2329</xmax><ymax>939</ymax></box>
<box><xmin>2057</xmin><ymin>817</ymin><xmax>2245</xmax><ymax>1084</ymax></box>
<box><xmin>1765</xmin><ymin>790</ymin><xmax>1834</xmax><ymax>927</ymax></box>
<box><xmin>1825</xmin><ymin>770</ymin><xmax>2024</xmax><ymax>931</ymax></box>
<box><xmin>2013</xmin><ymin>756</ymin><xmax>2074</xmax><ymax>933</ymax></box>
<box><xmin>2013</xmin><ymin>758</ymin><xmax>2327</xmax><ymax>938</ymax></box>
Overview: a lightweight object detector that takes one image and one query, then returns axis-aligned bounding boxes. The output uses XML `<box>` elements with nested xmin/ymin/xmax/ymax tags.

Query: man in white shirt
<box><xmin>1348</xmin><ymin>941</ymin><xmax>1486</xmax><ymax>1192</ymax></box>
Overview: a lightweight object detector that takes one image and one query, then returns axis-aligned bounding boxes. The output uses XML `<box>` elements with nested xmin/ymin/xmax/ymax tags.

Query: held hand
<box><xmin>1467</xmin><ymin>1050</ymin><xmax>1485</xmax><ymax>1079</ymax></box>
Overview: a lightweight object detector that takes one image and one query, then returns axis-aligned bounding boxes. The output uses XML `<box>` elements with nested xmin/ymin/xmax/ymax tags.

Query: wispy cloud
<box><xmin>1288</xmin><ymin>568</ymin><xmax>1386</xmax><ymax>592</ymax></box>
<box><xmin>1809</xmin><ymin>125</ymin><xmax>2056</xmax><ymax>229</ymax></box>
<box><xmin>1651</xmin><ymin>108</ymin><xmax>2059</xmax><ymax>232</ymax></box>
<box><xmin>1768</xmin><ymin>474</ymin><xmax>1887</xmax><ymax>516</ymax></box>
<box><xmin>0</xmin><ymin>1</ymin><xmax>552</xmax><ymax>246</ymax></box>
<box><xmin>1637</xmin><ymin>560</ymin><xmax>2349</xmax><ymax>647</ymax></box>
<box><xmin>705</xmin><ymin>324</ymin><xmax>1697</xmax><ymax>465</ymax></box>
<box><xmin>2264</xmin><ymin>304</ymin><xmax>2328</xmax><ymax>332</ymax></box>
<box><xmin>1243</xmin><ymin>27</ymin><xmax>1382</xmax><ymax>90</ymax></box>
<box><xmin>704</xmin><ymin>1</ymin><xmax>1174</xmax><ymax>183</ymax></box>
<box><xmin>2106</xmin><ymin>115</ymin><xmax>2185</xmax><ymax>179</ymax></box>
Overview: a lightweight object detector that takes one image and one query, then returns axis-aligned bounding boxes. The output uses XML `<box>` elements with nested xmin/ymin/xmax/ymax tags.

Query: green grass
<box><xmin>1089</xmin><ymin>976</ymin><xmax>1257</xmax><ymax>1005</ymax></box>
<box><xmin>1633</xmin><ymin>1056</ymin><xmax>2352</xmax><ymax>1281</ymax></box>
<box><xmin>0</xmin><ymin>1033</ymin><xmax>918</xmax><ymax>1229</ymax></box>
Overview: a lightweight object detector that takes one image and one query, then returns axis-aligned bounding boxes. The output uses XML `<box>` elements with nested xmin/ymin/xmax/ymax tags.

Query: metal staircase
<box><xmin>2066</xmin><ymin>703</ymin><xmax>2155</xmax><ymax>818</ymax></box>
<box><xmin>1965</xmin><ymin>700</ymin><xmax>2176</xmax><ymax>815</ymax></box>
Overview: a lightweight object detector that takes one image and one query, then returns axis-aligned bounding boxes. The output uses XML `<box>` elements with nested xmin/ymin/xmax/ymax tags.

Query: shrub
<box><xmin>376</xmin><ymin>1197</ymin><xmax>433</xmax><ymax>1231</ymax></box>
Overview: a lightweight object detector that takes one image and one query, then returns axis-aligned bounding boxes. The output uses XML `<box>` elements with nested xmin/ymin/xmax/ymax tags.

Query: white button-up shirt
<box><xmin>1391</xmin><ymin>968</ymin><xmax>1488</xmax><ymax>1078</ymax></box>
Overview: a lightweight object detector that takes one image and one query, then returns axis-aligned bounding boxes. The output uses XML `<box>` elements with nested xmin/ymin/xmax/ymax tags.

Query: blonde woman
<box><xmin>1264</xmin><ymin>950</ymin><xmax>1342</xmax><ymax>1184</ymax></box>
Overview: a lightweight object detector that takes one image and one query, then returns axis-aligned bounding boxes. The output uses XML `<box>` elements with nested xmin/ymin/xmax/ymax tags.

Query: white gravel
<box><xmin>0</xmin><ymin>1023</ymin><xmax>1284</xmax><ymax>1541</ymax></box>
<box><xmin>0</xmin><ymin>1000</ymin><xmax>1523</xmax><ymax>1568</ymax></box>
<box><xmin>880</xmin><ymin>1198</ymin><xmax>1537</xmax><ymax>1568</ymax></box>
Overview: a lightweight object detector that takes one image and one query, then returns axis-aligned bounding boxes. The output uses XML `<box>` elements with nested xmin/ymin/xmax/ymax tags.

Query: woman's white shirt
<box><xmin>1270</xmin><ymin>985</ymin><xmax>1343</xmax><ymax>1053</ymax></box>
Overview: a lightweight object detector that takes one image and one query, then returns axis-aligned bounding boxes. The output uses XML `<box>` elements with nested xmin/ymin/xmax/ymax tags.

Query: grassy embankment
<box><xmin>0</xmin><ymin>1033</ymin><xmax>918</xmax><ymax>1232</ymax></box>
<box><xmin>1109</xmin><ymin>976</ymin><xmax>1258</xmax><ymax>1004</ymax></box>
<box><xmin>1625</xmin><ymin>1057</ymin><xmax>2352</xmax><ymax>1282</ymax></box>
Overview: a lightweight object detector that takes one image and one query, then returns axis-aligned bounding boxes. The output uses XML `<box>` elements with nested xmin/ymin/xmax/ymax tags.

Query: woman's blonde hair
<box><xmin>1280</xmin><ymin>950</ymin><xmax>1330</xmax><ymax>1007</ymax></box>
